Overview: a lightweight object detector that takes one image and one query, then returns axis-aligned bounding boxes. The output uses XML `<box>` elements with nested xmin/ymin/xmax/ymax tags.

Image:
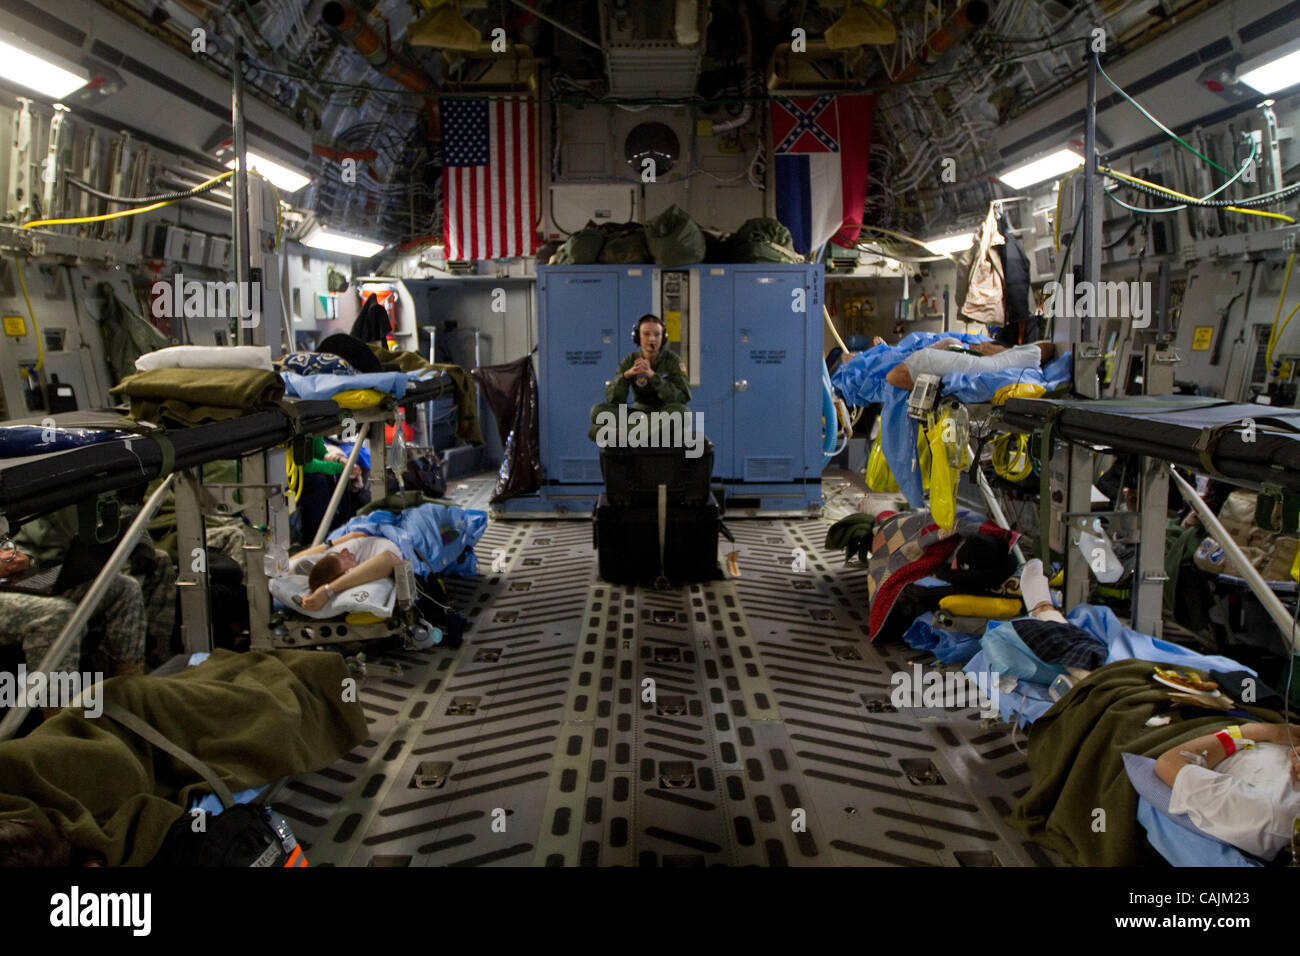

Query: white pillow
<box><xmin>269</xmin><ymin>573</ymin><xmax>396</xmax><ymax>620</ymax></box>
<box><xmin>135</xmin><ymin>345</ymin><xmax>273</xmax><ymax>372</ymax></box>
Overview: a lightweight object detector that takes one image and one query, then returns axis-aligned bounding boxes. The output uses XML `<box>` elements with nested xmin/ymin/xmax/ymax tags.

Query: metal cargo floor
<box><xmin>275</xmin><ymin>476</ymin><xmax>1057</xmax><ymax>867</ymax></box>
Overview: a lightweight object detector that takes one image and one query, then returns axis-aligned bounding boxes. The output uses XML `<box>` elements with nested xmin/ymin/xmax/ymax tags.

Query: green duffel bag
<box><xmin>645</xmin><ymin>204</ymin><xmax>706</xmax><ymax>267</ymax></box>
<box><xmin>722</xmin><ymin>217</ymin><xmax>800</xmax><ymax>263</ymax></box>
<box><xmin>597</xmin><ymin>223</ymin><xmax>651</xmax><ymax>263</ymax></box>
<box><xmin>551</xmin><ymin>224</ymin><xmax>605</xmax><ymax>264</ymax></box>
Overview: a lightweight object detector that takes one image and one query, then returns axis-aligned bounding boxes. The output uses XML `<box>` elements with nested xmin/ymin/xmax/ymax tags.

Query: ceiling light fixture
<box><xmin>224</xmin><ymin>150</ymin><xmax>312</xmax><ymax>194</ymax></box>
<box><xmin>923</xmin><ymin>232</ymin><xmax>975</xmax><ymax>255</ymax></box>
<box><xmin>1237</xmin><ymin>38</ymin><xmax>1300</xmax><ymax>95</ymax></box>
<box><xmin>302</xmin><ymin>226</ymin><xmax>386</xmax><ymax>258</ymax></box>
<box><xmin>0</xmin><ymin>33</ymin><xmax>88</xmax><ymax>99</ymax></box>
<box><xmin>997</xmin><ymin>147</ymin><xmax>1085</xmax><ymax>189</ymax></box>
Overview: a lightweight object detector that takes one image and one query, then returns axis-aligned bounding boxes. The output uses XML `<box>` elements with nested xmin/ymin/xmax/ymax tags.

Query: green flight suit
<box><xmin>589</xmin><ymin>348</ymin><xmax>691</xmax><ymax>441</ymax></box>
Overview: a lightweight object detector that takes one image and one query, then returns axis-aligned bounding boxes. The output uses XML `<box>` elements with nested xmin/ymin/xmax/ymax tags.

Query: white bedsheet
<box><xmin>269</xmin><ymin>573</ymin><xmax>396</xmax><ymax>620</ymax></box>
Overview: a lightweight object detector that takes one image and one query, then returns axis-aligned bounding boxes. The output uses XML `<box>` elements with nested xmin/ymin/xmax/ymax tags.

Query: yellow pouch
<box><xmin>866</xmin><ymin>429</ymin><xmax>899</xmax><ymax>492</ymax></box>
<box><xmin>991</xmin><ymin>382</ymin><xmax>1045</xmax><ymax>406</ymax></box>
<box><xmin>917</xmin><ymin>425</ymin><xmax>931</xmax><ymax>493</ymax></box>
<box><xmin>938</xmin><ymin>595</ymin><xmax>1024</xmax><ymax>619</ymax></box>
<box><xmin>927</xmin><ymin>418</ymin><xmax>956</xmax><ymax>529</ymax></box>
<box><xmin>1293</xmin><ymin>524</ymin><xmax>1300</xmax><ymax>583</ymax></box>
<box><xmin>331</xmin><ymin>389</ymin><xmax>386</xmax><ymax>409</ymax></box>
<box><xmin>926</xmin><ymin>409</ymin><xmax>969</xmax><ymax>529</ymax></box>
<box><xmin>346</xmin><ymin>611</ymin><xmax>388</xmax><ymax>625</ymax></box>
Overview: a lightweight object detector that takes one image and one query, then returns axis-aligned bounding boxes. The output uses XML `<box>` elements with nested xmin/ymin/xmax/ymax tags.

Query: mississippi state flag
<box><xmin>442</xmin><ymin>97</ymin><xmax>538</xmax><ymax>261</ymax></box>
<box><xmin>771</xmin><ymin>94</ymin><xmax>875</xmax><ymax>255</ymax></box>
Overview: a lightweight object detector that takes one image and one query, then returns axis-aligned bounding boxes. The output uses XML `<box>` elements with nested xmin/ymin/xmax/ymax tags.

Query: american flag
<box><xmin>442</xmin><ymin>97</ymin><xmax>538</xmax><ymax>261</ymax></box>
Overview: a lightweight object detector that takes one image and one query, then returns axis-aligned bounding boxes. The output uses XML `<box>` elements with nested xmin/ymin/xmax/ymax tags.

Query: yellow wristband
<box><xmin>1226</xmin><ymin>725</ymin><xmax>1254</xmax><ymax>749</ymax></box>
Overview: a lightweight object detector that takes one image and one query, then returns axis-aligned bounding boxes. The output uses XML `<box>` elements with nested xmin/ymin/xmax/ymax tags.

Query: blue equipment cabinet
<box><xmin>499</xmin><ymin>263</ymin><xmax>824</xmax><ymax>516</ymax></box>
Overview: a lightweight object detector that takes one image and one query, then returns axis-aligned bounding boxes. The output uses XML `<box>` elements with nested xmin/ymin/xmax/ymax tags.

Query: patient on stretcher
<box><xmin>287</xmin><ymin>532</ymin><xmax>402</xmax><ymax>612</ymax></box>
<box><xmin>884</xmin><ymin>339</ymin><xmax>1057</xmax><ymax>391</ymax></box>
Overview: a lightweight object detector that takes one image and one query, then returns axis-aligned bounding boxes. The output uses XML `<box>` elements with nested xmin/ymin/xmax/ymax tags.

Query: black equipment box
<box><xmin>599</xmin><ymin>440</ymin><xmax>713</xmax><ymax>507</ymax></box>
<box><xmin>593</xmin><ymin>493</ymin><xmax>721</xmax><ymax>586</ymax></box>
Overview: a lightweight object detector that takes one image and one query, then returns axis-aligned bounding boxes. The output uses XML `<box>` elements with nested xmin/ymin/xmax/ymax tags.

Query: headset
<box><xmin>632</xmin><ymin>313</ymin><xmax>667</xmax><ymax>347</ymax></box>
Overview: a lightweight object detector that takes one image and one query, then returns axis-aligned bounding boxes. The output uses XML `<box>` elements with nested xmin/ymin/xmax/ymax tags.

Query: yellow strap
<box><xmin>938</xmin><ymin>595</ymin><xmax>1024</xmax><ymax>619</ymax></box>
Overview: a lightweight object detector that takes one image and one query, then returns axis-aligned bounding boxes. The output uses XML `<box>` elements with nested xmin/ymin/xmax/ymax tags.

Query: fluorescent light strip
<box><xmin>225</xmin><ymin>150</ymin><xmax>311</xmax><ymax>193</ymax></box>
<box><xmin>303</xmin><ymin>229</ymin><xmax>386</xmax><ymax>258</ymax></box>
<box><xmin>0</xmin><ymin>37</ymin><xmax>87</xmax><ymax>99</ymax></box>
<box><xmin>1238</xmin><ymin>48</ymin><xmax>1300</xmax><ymax>94</ymax></box>
<box><xmin>923</xmin><ymin>232</ymin><xmax>975</xmax><ymax>254</ymax></box>
<box><xmin>998</xmin><ymin>148</ymin><xmax>1084</xmax><ymax>190</ymax></box>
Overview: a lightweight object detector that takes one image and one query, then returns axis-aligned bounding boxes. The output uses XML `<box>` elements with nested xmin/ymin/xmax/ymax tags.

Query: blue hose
<box><xmin>821</xmin><ymin>363</ymin><xmax>838</xmax><ymax>460</ymax></box>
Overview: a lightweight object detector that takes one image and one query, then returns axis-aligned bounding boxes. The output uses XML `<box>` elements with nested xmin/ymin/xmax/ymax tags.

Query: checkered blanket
<box><xmin>866</xmin><ymin>508</ymin><xmax>1017</xmax><ymax>639</ymax></box>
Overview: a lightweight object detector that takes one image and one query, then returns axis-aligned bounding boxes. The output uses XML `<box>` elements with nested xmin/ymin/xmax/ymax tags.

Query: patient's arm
<box><xmin>330</xmin><ymin>551</ymin><xmax>401</xmax><ymax>593</ymax></box>
<box><xmin>288</xmin><ymin>530</ymin><xmax>368</xmax><ymax>563</ymax></box>
<box><xmin>886</xmin><ymin>339</ymin><xmax>1057</xmax><ymax>391</ymax></box>
<box><xmin>1154</xmin><ymin>730</ymin><xmax>1234</xmax><ymax>786</ymax></box>
<box><xmin>885</xmin><ymin>364</ymin><xmax>913</xmax><ymax>390</ymax></box>
<box><xmin>885</xmin><ymin>338</ymin><xmax>976</xmax><ymax>389</ymax></box>
<box><xmin>300</xmin><ymin>551</ymin><xmax>402</xmax><ymax>611</ymax></box>
<box><xmin>1154</xmin><ymin>723</ymin><xmax>1296</xmax><ymax>786</ymax></box>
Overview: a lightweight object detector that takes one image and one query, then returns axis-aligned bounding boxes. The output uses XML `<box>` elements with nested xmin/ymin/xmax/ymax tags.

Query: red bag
<box><xmin>384</xmin><ymin>422</ymin><xmax>415</xmax><ymax>445</ymax></box>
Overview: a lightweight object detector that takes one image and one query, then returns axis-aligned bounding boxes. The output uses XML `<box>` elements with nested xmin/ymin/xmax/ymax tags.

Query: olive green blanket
<box><xmin>110</xmin><ymin>368</ymin><xmax>285</xmax><ymax>426</ymax></box>
<box><xmin>366</xmin><ymin>344</ymin><xmax>483</xmax><ymax>445</ymax></box>
<box><xmin>1007</xmin><ymin>658</ymin><xmax>1282</xmax><ymax>865</ymax></box>
<box><xmin>0</xmin><ymin>649</ymin><xmax>365</xmax><ymax>866</ymax></box>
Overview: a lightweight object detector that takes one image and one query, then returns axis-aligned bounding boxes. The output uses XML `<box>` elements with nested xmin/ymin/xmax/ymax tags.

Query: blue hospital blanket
<box><xmin>0</xmin><ymin>426</ymin><xmax>136</xmax><ymax>458</ymax></box>
<box><xmin>1123</xmin><ymin>753</ymin><xmax>1262</xmax><ymax>867</ymax></box>
<box><xmin>963</xmin><ymin>604</ymin><xmax>1255</xmax><ymax>727</ymax></box>
<box><xmin>831</xmin><ymin>333</ymin><xmax>1072</xmax><ymax>506</ymax></box>
<box><xmin>901</xmin><ymin>613</ymin><xmax>984</xmax><ymax>664</ymax></box>
<box><xmin>331</xmin><ymin>503</ymin><xmax>487</xmax><ymax>577</ymax></box>
<box><xmin>282</xmin><ymin>370</ymin><xmax>432</xmax><ymax>401</ymax></box>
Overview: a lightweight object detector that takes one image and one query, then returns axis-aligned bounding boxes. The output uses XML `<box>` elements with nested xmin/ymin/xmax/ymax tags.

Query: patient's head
<box><xmin>0</xmin><ymin>820</ymin><xmax>73</xmax><ymax>867</ymax></box>
<box><xmin>309</xmin><ymin>554</ymin><xmax>345</xmax><ymax>592</ymax></box>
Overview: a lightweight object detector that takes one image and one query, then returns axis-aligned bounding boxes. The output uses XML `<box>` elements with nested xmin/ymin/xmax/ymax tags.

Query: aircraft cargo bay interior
<box><xmin>0</xmin><ymin>0</ymin><xmax>1299</xmax><ymax>904</ymax></box>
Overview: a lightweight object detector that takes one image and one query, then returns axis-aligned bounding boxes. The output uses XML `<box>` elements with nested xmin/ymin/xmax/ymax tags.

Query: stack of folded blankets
<box><xmin>111</xmin><ymin>345</ymin><xmax>283</xmax><ymax>426</ymax></box>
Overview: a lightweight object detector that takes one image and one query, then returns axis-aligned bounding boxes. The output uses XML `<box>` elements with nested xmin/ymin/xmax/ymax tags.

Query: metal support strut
<box><xmin>1168</xmin><ymin>466</ymin><xmax>1300</xmax><ymax>654</ymax></box>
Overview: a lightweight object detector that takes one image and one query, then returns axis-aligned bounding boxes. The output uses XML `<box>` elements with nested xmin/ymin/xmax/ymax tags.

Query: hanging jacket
<box><xmin>349</xmin><ymin>293</ymin><xmax>392</xmax><ymax>343</ymax></box>
<box><xmin>993</xmin><ymin>211</ymin><xmax>1039</xmax><ymax>345</ymax></box>
<box><xmin>958</xmin><ymin>206</ymin><xmax>1005</xmax><ymax>326</ymax></box>
<box><xmin>98</xmin><ymin>283</ymin><xmax>170</xmax><ymax>386</ymax></box>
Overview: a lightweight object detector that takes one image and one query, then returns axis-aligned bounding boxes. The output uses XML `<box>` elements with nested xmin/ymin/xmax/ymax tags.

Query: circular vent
<box><xmin>624</xmin><ymin>122</ymin><xmax>680</xmax><ymax>179</ymax></box>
